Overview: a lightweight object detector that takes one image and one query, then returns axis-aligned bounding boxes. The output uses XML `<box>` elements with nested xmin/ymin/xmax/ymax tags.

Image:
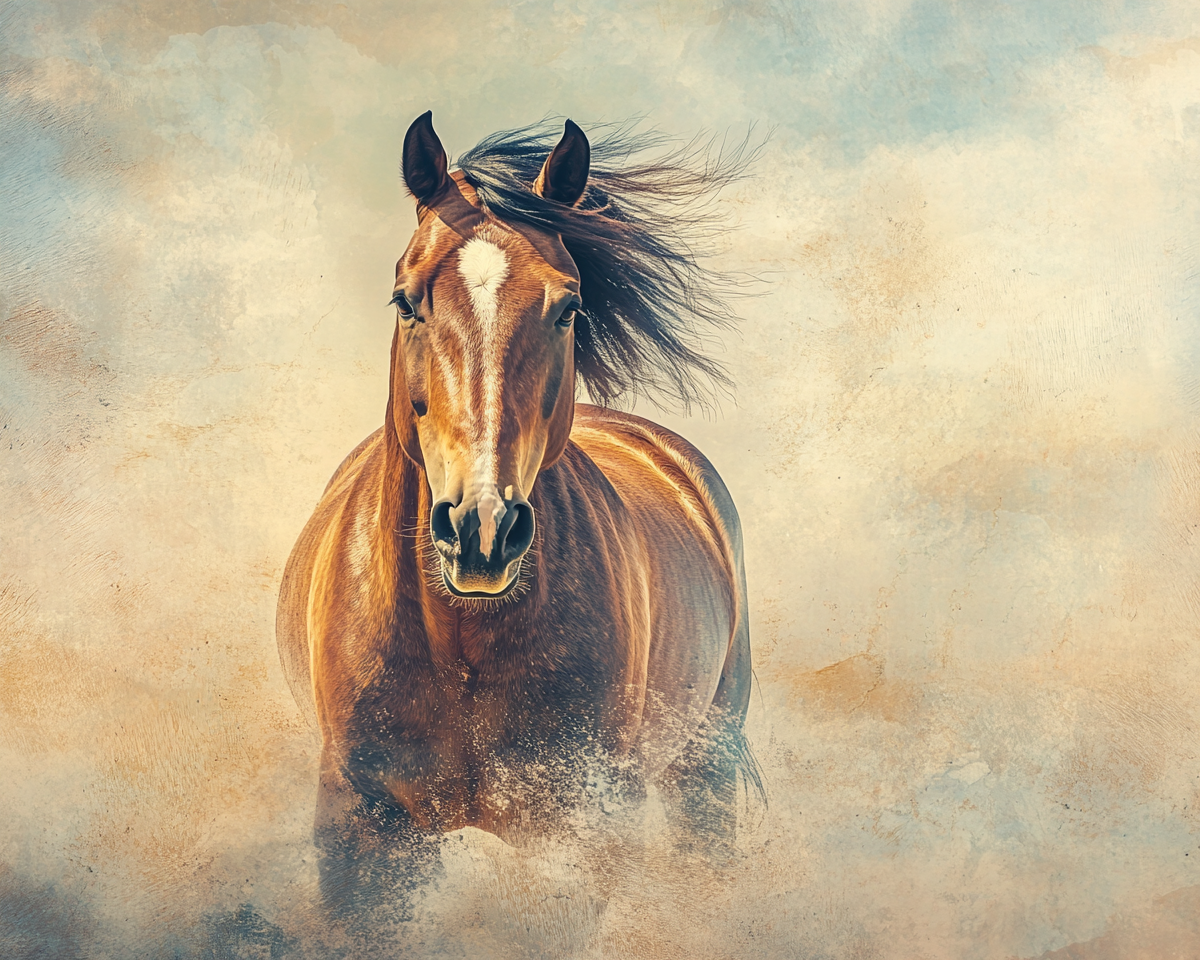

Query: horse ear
<box><xmin>534</xmin><ymin>119</ymin><xmax>590</xmax><ymax>206</ymax></box>
<box><xmin>402</xmin><ymin>111</ymin><xmax>448</xmax><ymax>203</ymax></box>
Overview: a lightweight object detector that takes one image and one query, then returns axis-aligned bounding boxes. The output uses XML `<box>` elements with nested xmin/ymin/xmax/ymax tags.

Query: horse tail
<box><xmin>726</xmin><ymin>715</ymin><xmax>768</xmax><ymax>812</ymax></box>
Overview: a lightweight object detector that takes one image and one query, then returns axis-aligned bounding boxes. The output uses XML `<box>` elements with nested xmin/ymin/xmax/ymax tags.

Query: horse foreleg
<box><xmin>314</xmin><ymin>752</ymin><xmax>440</xmax><ymax>922</ymax></box>
<box><xmin>658</xmin><ymin>707</ymin><xmax>760</xmax><ymax>863</ymax></box>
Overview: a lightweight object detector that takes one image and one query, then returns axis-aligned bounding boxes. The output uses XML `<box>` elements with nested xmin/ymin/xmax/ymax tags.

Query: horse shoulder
<box><xmin>568</xmin><ymin>405</ymin><xmax>749</xmax><ymax>767</ymax></box>
<box><xmin>569</xmin><ymin>404</ymin><xmax>744</xmax><ymax>575</ymax></box>
<box><xmin>276</xmin><ymin>430</ymin><xmax>388</xmax><ymax>733</ymax></box>
<box><xmin>323</xmin><ymin>427</ymin><xmax>385</xmax><ymax>495</ymax></box>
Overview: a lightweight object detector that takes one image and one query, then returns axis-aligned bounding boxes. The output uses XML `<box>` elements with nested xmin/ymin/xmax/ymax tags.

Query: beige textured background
<box><xmin>3</xmin><ymin>2</ymin><xmax>1199</xmax><ymax>957</ymax></box>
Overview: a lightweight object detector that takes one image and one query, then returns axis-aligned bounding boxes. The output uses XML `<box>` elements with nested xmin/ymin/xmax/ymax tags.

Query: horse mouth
<box><xmin>440</xmin><ymin>560</ymin><xmax>523</xmax><ymax>599</ymax></box>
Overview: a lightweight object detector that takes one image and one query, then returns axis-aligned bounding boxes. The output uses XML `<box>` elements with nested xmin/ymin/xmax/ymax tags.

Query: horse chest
<box><xmin>347</xmin><ymin>655</ymin><xmax>609</xmax><ymax>833</ymax></box>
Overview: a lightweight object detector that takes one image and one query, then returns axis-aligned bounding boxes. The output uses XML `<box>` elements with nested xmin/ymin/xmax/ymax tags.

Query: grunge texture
<box><xmin>2</xmin><ymin>1</ymin><xmax>1199</xmax><ymax>957</ymax></box>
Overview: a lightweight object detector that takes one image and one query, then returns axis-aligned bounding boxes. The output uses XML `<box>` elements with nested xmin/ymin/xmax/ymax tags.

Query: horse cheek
<box><xmin>389</xmin><ymin>326</ymin><xmax>426</xmax><ymax>466</ymax></box>
<box><xmin>539</xmin><ymin>351</ymin><xmax>576</xmax><ymax>468</ymax></box>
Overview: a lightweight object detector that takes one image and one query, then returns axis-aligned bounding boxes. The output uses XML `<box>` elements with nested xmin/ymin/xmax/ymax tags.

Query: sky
<box><xmin>3</xmin><ymin>1</ymin><xmax>1200</xmax><ymax>957</ymax></box>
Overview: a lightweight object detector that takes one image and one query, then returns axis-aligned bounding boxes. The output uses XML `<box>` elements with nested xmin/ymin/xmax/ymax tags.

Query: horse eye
<box><xmin>556</xmin><ymin>305</ymin><xmax>579</xmax><ymax>328</ymax></box>
<box><xmin>391</xmin><ymin>292</ymin><xmax>415</xmax><ymax>318</ymax></box>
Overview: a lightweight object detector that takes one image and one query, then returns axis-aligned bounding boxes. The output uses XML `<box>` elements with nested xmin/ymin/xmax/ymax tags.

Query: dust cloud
<box><xmin>4</xmin><ymin>2</ymin><xmax>1200</xmax><ymax>956</ymax></box>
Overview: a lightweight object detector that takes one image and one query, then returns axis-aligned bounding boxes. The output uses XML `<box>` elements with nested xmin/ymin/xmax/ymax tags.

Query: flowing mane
<box><xmin>455</xmin><ymin>120</ymin><xmax>757</xmax><ymax>410</ymax></box>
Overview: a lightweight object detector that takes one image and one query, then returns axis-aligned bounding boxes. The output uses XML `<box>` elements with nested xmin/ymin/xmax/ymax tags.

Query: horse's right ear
<box><xmin>402</xmin><ymin>111</ymin><xmax>448</xmax><ymax>203</ymax></box>
<box><xmin>534</xmin><ymin>119</ymin><xmax>590</xmax><ymax>206</ymax></box>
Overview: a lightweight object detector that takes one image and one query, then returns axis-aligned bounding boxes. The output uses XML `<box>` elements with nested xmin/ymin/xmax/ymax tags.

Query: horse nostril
<box><xmin>431</xmin><ymin>500</ymin><xmax>456</xmax><ymax>547</ymax></box>
<box><xmin>501</xmin><ymin>502</ymin><xmax>535</xmax><ymax>563</ymax></box>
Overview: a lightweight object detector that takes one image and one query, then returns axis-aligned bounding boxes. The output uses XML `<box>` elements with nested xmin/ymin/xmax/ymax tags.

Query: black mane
<box><xmin>455</xmin><ymin>120</ymin><xmax>758</xmax><ymax>411</ymax></box>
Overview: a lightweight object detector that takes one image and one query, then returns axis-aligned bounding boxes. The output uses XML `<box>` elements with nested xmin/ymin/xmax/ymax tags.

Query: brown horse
<box><xmin>276</xmin><ymin>112</ymin><xmax>762</xmax><ymax>914</ymax></box>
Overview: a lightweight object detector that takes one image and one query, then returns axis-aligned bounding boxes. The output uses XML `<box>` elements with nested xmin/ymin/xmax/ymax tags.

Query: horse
<box><xmin>276</xmin><ymin>111</ymin><xmax>763</xmax><ymax>916</ymax></box>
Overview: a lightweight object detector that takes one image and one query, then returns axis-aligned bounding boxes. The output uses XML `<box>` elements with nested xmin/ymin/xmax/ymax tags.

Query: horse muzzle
<box><xmin>430</xmin><ymin>492</ymin><xmax>535</xmax><ymax>597</ymax></box>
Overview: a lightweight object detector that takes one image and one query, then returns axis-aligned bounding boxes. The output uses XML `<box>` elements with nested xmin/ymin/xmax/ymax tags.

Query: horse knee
<box><xmin>315</xmin><ymin>769</ymin><xmax>439</xmax><ymax>919</ymax></box>
<box><xmin>659</xmin><ymin>716</ymin><xmax>763</xmax><ymax>851</ymax></box>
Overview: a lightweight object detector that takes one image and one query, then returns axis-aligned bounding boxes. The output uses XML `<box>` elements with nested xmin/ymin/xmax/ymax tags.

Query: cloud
<box><xmin>3</xmin><ymin>2</ymin><xmax>1200</xmax><ymax>956</ymax></box>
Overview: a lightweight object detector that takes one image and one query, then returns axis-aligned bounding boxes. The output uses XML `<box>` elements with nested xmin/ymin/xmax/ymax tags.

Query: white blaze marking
<box><xmin>457</xmin><ymin>238</ymin><xmax>509</xmax><ymax>326</ymax></box>
<box><xmin>457</xmin><ymin>237</ymin><xmax>511</xmax><ymax>558</ymax></box>
<box><xmin>476</xmin><ymin>483</ymin><xmax>506</xmax><ymax>559</ymax></box>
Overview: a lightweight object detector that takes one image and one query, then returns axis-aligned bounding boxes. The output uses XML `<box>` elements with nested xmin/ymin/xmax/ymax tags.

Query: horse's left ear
<box><xmin>534</xmin><ymin>119</ymin><xmax>590</xmax><ymax>206</ymax></box>
<box><xmin>403</xmin><ymin>110</ymin><xmax>449</xmax><ymax>203</ymax></box>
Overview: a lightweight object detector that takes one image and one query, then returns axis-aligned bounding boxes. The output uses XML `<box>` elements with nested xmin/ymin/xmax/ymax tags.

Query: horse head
<box><xmin>390</xmin><ymin>112</ymin><xmax>590</xmax><ymax>599</ymax></box>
